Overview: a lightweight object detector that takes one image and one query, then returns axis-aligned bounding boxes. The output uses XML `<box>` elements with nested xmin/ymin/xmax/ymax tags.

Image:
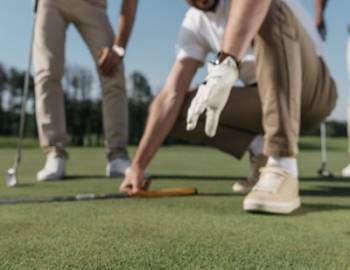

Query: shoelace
<box><xmin>252</xmin><ymin>167</ymin><xmax>287</xmax><ymax>193</ymax></box>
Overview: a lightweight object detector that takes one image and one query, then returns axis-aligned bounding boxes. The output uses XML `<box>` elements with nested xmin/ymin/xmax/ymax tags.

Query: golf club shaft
<box><xmin>130</xmin><ymin>187</ymin><xmax>198</xmax><ymax>198</ymax></box>
<box><xmin>13</xmin><ymin>0</ymin><xmax>39</xmax><ymax>168</ymax></box>
<box><xmin>0</xmin><ymin>188</ymin><xmax>198</xmax><ymax>205</ymax></box>
<box><xmin>320</xmin><ymin>122</ymin><xmax>327</xmax><ymax>163</ymax></box>
<box><xmin>0</xmin><ymin>192</ymin><xmax>128</xmax><ymax>205</ymax></box>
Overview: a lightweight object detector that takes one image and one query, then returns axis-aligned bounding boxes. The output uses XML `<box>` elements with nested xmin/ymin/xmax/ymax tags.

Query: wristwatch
<box><xmin>112</xmin><ymin>45</ymin><xmax>125</xmax><ymax>57</ymax></box>
<box><xmin>217</xmin><ymin>51</ymin><xmax>240</xmax><ymax>68</ymax></box>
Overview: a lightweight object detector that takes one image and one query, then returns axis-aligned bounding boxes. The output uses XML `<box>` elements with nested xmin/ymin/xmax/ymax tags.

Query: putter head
<box><xmin>5</xmin><ymin>168</ymin><xmax>17</xmax><ymax>187</ymax></box>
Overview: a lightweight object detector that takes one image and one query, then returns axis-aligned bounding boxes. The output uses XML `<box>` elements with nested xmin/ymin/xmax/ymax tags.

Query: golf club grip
<box><xmin>130</xmin><ymin>187</ymin><xmax>197</xmax><ymax>198</ymax></box>
<box><xmin>34</xmin><ymin>0</ymin><xmax>39</xmax><ymax>13</ymax></box>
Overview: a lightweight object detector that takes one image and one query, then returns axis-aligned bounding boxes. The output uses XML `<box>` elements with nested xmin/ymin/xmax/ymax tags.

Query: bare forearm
<box><xmin>132</xmin><ymin>91</ymin><xmax>186</xmax><ymax>170</ymax></box>
<box><xmin>114</xmin><ymin>0</ymin><xmax>138</xmax><ymax>48</ymax></box>
<box><xmin>222</xmin><ymin>0</ymin><xmax>272</xmax><ymax>61</ymax></box>
<box><xmin>314</xmin><ymin>0</ymin><xmax>328</xmax><ymax>17</ymax></box>
<box><xmin>131</xmin><ymin>59</ymin><xmax>200</xmax><ymax>171</ymax></box>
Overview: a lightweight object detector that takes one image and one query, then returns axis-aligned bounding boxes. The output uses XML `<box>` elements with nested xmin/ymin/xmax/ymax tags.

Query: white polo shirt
<box><xmin>176</xmin><ymin>0</ymin><xmax>325</xmax><ymax>83</ymax></box>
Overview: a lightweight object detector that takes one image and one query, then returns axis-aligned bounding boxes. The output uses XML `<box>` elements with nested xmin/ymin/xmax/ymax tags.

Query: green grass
<box><xmin>0</xmin><ymin>137</ymin><xmax>350</xmax><ymax>269</ymax></box>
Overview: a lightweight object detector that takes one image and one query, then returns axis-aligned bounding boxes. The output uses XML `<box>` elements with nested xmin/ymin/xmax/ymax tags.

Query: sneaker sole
<box><xmin>36</xmin><ymin>174</ymin><xmax>66</xmax><ymax>182</ymax></box>
<box><xmin>243</xmin><ymin>198</ymin><xmax>301</xmax><ymax>214</ymax></box>
<box><xmin>341</xmin><ymin>172</ymin><xmax>350</xmax><ymax>177</ymax></box>
<box><xmin>37</xmin><ymin>175</ymin><xmax>65</xmax><ymax>182</ymax></box>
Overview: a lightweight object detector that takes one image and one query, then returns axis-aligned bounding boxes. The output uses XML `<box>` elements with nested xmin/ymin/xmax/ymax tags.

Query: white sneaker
<box><xmin>243</xmin><ymin>166</ymin><xmax>300</xmax><ymax>214</ymax></box>
<box><xmin>342</xmin><ymin>163</ymin><xmax>350</xmax><ymax>177</ymax></box>
<box><xmin>37</xmin><ymin>154</ymin><xmax>66</xmax><ymax>181</ymax></box>
<box><xmin>106</xmin><ymin>157</ymin><xmax>131</xmax><ymax>177</ymax></box>
<box><xmin>232</xmin><ymin>153</ymin><xmax>267</xmax><ymax>193</ymax></box>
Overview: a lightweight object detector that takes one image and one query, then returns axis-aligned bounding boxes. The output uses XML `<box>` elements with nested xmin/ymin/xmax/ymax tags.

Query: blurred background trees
<box><xmin>0</xmin><ymin>62</ymin><xmax>347</xmax><ymax>147</ymax></box>
<box><xmin>0</xmin><ymin>62</ymin><xmax>156</xmax><ymax>146</ymax></box>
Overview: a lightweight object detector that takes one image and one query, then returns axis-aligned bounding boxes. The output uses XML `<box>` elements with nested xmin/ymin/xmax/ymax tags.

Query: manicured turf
<box><xmin>0</xmin><ymin>137</ymin><xmax>350</xmax><ymax>269</ymax></box>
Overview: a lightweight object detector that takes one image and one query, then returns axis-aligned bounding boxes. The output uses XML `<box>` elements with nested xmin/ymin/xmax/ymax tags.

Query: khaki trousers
<box><xmin>173</xmin><ymin>0</ymin><xmax>337</xmax><ymax>158</ymax></box>
<box><xmin>33</xmin><ymin>0</ymin><xmax>128</xmax><ymax>160</ymax></box>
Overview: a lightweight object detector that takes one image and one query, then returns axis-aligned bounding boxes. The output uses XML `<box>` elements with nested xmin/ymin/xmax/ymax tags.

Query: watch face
<box><xmin>113</xmin><ymin>45</ymin><xmax>125</xmax><ymax>57</ymax></box>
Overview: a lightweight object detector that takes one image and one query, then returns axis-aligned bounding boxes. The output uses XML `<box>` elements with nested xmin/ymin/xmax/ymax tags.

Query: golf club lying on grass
<box><xmin>317</xmin><ymin>122</ymin><xmax>334</xmax><ymax>178</ymax></box>
<box><xmin>6</xmin><ymin>0</ymin><xmax>39</xmax><ymax>187</ymax></box>
<box><xmin>0</xmin><ymin>187</ymin><xmax>198</xmax><ymax>205</ymax></box>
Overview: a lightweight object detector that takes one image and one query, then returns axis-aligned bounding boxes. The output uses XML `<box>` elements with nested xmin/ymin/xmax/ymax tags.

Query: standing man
<box><xmin>120</xmin><ymin>0</ymin><xmax>337</xmax><ymax>215</ymax></box>
<box><xmin>34</xmin><ymin>0</ymin><xmax>138</xmax><ymax>181</ymax></box>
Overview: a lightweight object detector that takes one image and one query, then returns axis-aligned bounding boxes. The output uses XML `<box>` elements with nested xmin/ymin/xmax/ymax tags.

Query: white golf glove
<box><xmin>186</xmin><ymin>56</ymin><xmax>239</xmax><ymax>137</ymax></box>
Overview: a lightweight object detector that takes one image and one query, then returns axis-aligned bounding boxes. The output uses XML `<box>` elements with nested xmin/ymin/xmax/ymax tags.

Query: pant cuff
<box><xmin>43</xmin><ymin>146</ymin><xmax>69</xmax><ymax>159</ymax></box>
<box><xmin>107</xmin><ymin>147</ymin><xmax>129</xmax><ymax>161</ymax></box>
<box><xmin>263</xmin><ymin>141</ymin><xmax>298</xmax><ymax>157</ymax></box>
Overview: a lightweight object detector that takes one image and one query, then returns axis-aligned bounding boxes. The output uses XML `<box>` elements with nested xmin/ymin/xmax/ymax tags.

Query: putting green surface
<box><xmin>0</xmin><ymin>137</ymin><xmax>350</xmax><ymax>269</ymax></box>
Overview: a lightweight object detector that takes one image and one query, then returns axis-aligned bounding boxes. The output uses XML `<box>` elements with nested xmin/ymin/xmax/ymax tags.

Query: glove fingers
<box><xmin>205</xmin><ymin>108</ymin><xmax>221</xmax><ymax>137</ymax></box>
<box><xmin>186</xmin><ymin>86</ymin><xmax>207</xmax><ymax>131</ymax></box>
<box><xmin>186</xmin><ymin>95</ymin><xmax>200</xmax><ymax>130</ymax></box>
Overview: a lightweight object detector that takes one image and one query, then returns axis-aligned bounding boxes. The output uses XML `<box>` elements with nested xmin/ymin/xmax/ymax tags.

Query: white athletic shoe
<box><xmin>341</xmin><ymin>163</ymin><xmax>350</xmax><ymax>177</ymax></box>
<box><xmin>37</xmin><ymin>154</ymin><xmax>66</xmax><ymax>182</ymax></box>
<box><xmin>232</xmin><ymin>153</ymin><xmax>267</xmax><ymax>194</ymax></box>
<box><xmin>106</xmin><ymin>157</ymin><xmax>131</xmax><ymax>177</ymax></box>
<box><xmin>243</xmin><ymin>166</ymin><xmax>300</xmax><ymax>214</ymax></box>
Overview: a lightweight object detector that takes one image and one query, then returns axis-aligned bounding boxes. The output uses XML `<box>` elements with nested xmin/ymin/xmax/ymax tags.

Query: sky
<box><xmin>0</xmin><ymin>0</ymin><xmax>349</xmax><ymax>120</ymax></box>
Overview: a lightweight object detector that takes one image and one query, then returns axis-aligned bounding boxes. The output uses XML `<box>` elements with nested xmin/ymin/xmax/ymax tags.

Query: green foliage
<box><xmin>302</xmin><ymin>120</ymin><xmax>348</xmax><ymax>137</ymax></box>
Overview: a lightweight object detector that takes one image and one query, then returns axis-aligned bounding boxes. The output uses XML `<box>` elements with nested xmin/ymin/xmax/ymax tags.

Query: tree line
<box><xmin>0</xmin><ymin>63</ymin><xmax>153</xmax><ymax>146</ymax></box>
<box><xmin>0</xmin><ymin>62</ymin><xmax>348</xmax><ymax>147</ymax></box>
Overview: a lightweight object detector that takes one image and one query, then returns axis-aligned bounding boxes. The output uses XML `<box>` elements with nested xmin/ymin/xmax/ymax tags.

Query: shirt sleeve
<box><xmin>175</xmin><ymin>12</ymin><xmax>209</xmax><ymax>63</ymax></box>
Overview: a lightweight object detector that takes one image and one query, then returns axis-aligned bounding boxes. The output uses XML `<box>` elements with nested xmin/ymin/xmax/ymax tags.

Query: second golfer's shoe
<box><xmin>37</xmin><ymin>154</ymin><xmax>66</xmax><ymax>181</ymax></box>
<box><xmin>341</xmin><ymin>163</ymin><xmax>350</xmax><ymax>177</ymax></box>
<box><xmin>106</xmin><ymin>156</ymin><xmax>131</xmax><ymax>177</ymax></box>
<box><xmin>232</xmin><ymin>153</ymin><xmax>267</xmax><ymax>194</ymax></box>
<box><xmin>243</xmin><ymin>165</ymin><xmax>301</xmax><ymax>214</ymax></box>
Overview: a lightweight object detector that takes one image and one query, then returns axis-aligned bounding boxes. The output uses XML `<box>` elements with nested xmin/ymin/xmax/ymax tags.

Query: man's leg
<box><xmin>254</xmin><ymin>1</ymin><xmax>336</xmax><ymax>158</ymax></box>
<box><xmin>173</xmin><ymin>85</ymin><xmax>263</xmax><ymax>159</ymax></box>
<box><xmin>173</xmin><ymin>85</ymin><xmax>267</xmax><ymax>193</ymax></box>
<box><xmin>74</xmin><ymin>1</ymin><xmax>129</xmax><ymax>175</ymax></box>
<box><xmin>34</xmin><ymin>0</ymin><xmax>69</xmax><ymax>181</ymax></box>
<box><xmin>244</xmin><ymin>0</ymin><xmax>337</xmax><ymax>214</ymax></box>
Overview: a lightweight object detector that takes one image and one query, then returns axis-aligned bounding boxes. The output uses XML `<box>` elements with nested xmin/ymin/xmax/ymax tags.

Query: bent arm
<box><xmin>131</xmin><ymin>58</ymin><xmax>201</xmax><ymax>170</ymax></box>
<box><xmin>314</xmin><ymin>0</ymin><xmax>328</xmax><ymax>21</ymax></box>
<box><xmin>114</xmin><ymin>0</ymin><xmax>138</xmax><ymax>49</ymax></box>
<box><xmin>222</xmin><ymin>0</ymin><xmax>272</xmax><ymax>61</ymax></box>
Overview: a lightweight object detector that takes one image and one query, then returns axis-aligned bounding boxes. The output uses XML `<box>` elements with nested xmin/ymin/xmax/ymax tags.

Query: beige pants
<box><xmin>173</xmin><ymin>0</ymin><xmax>337</xmax><ymax>158</ymax></box>
<box><xmin>33</xmin><ymin>0</ymin><xmax>128</xmax><ymax>160</ymax></box>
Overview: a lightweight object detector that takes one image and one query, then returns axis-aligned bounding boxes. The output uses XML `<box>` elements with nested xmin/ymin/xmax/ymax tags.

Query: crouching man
<box><xmin>120</xmin><ymin>0</ymin><xmax>337</xmax><ymax>214</ymax></box>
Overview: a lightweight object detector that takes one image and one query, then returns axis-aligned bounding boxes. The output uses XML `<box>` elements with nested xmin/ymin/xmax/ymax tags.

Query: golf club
<box><xmin>5</xmin><ymin>0</ymin><xmax>39</xmax><ymax>187</ymax></box>
<box><xmin>317</xmin><ymin>122</ymin><xmax>334</xmax><ymax>178</ymax></box>
<box><xmin>0</xmin><ymin>187</ymin><xmax>198</xmax><ymax>205</ymax></box>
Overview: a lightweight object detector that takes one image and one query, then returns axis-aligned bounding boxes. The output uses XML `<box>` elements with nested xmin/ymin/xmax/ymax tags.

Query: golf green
<box><xmin>0</xmin><ymin>137</ymin><xmax>349</xmax><ymax>269</ymax></box>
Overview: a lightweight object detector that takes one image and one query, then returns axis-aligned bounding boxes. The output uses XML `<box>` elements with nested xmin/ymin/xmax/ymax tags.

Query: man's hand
<box><xmin>119</xmin><ymin>167</ymin><xmax>152</xmax><ymax>194</ymax></box>
<box><xmin>98</xmin><ymin>47</ymin><xmax>121</xmax><ymax>77</ymax></box>
<box><xmin>186</xmin><ymin>56</ymin><xmax>239</xmax><ymax>137</ymax></box>
<box><xmin>316</xmin><ymin>15</ymin><xmax>327</xmax><ymax>41</ymax></box>
<box><xmin>314</xmin><ymin>0</ymin><xmax>328</xmax><ymax>41</ymax></box>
